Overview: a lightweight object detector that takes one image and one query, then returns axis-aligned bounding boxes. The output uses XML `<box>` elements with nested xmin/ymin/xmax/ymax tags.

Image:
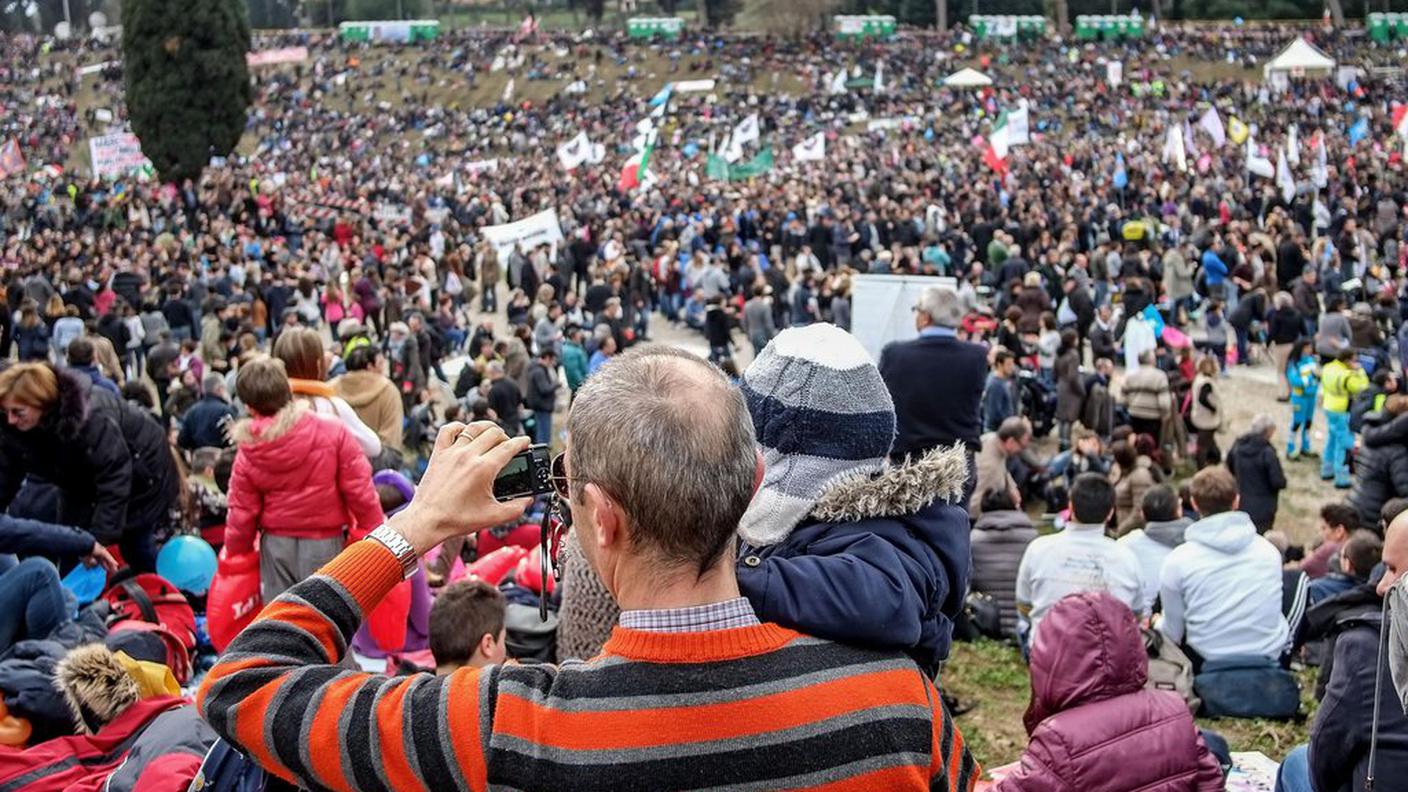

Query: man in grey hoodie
<box><xmin>1118</xmin><ymin>485</ymin><xmax>1192</xmax><ymax>615</ymax></box>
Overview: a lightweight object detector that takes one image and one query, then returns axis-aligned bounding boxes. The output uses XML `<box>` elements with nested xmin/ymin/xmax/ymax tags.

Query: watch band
<box><xmin>365</xmin><ymin>524</ymin><xmax>419</xmax><ymax>580</ymax></box>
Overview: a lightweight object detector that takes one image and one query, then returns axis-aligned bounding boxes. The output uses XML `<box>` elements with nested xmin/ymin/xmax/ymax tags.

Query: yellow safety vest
<box><xmin>1321</xmin><ymin>360</ymin><xmax>1368</xmax><ymax>413</ymax></box>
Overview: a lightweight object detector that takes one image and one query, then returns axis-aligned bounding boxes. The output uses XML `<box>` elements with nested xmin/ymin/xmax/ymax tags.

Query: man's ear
<box><xmin>586</xmin><ymin>482</ymin><xmax>620</xmax><ymax>550</ymax></box>
<box><xmin>752</xmin><ymin>448</ymin><xmax>765</xmax><ymax>498</ymax></box>
<box><xmin>477</xmin><ymin>631</ymin><xmax>497</xmax><ymax>658</ymax></box>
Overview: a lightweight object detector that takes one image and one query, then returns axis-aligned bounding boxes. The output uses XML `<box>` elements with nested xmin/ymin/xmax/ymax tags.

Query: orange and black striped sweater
<box><xmin>197</xmin><ymin>540</ymin><xmax>980</xmax><ymax>791</ymax></box>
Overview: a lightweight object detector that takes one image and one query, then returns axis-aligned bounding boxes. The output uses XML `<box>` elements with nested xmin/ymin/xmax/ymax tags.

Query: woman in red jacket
<box><xmin>995</xmin><ymin>592</ymin><xmax>1225</xmax><ymax>792</ymax></box>
<box><xmin>225</xmin><ymin>357</ymin><xmax>385</xmax><ymax>602</ymax></box>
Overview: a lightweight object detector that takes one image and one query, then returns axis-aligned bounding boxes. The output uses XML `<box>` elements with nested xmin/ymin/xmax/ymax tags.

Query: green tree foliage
<box><xmin>704</xmin><ymin>0</ymin><xmax>742</xmax><ymax>26</ymax></box>
<box><xmin>247</xmin><ymin>0</ymin><xmax>301</xmax><ymax>27</ymax></box>
<box><xmin>122</xmin><ymin>0</ymin><xmax>252</xmax><ymax>183</ymax></box>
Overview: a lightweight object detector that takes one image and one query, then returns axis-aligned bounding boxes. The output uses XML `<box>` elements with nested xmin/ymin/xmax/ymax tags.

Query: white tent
<box><xmin>1263</xmin><ymin>37</ymin><xmax>1336</xmax><ymax>81</ymax></box>
<box><xmin>942</xmin><ymin>67</ymin><xmax>993</xmax><ymax>88</ymax></box>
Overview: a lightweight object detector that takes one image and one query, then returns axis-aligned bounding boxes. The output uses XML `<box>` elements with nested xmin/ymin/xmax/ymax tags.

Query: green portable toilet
<box><xmin>408</xmin><ymin>20</ymin><xmax>438</xmax><ymax>42</ymax></box>
<box><xmin>1394</xmin><ymin>13</ymin><xmax>1408</xmax><ymax>40</ymax></box>
<box><xmin>1128</xmin><ymin>14</ymin><xmax>1144</xmax><ymax>38</ymax></box>
<box><xmin>971</xmin><ymin>15</ymin><xmax>987</xmax><ymax>39</ymax></box>
<box><xmin>1075</xmin><ymin>15</ymin><xmax>1094</xmax><ymax>40</ymax></box>
<box><xmin>1114</xmin><ymin>15</ymin><xmax>1130</xmax><ymax>38</ymax></box>
<box><xmin>338</xmin><ymin>22</ymin><xmax>369</xmax><ymax>43</ymax></box>
<box><xmin>1369</xmin><ymin>13</ymin><xmax>1388</xmax><ymax>42</ymax></box>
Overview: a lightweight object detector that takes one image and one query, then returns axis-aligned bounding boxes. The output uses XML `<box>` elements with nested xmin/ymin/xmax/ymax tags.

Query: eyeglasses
<box><xmin>540</xmin><ymin>453</ymin><xmax>574</xmax><ymax>621</ymax></box>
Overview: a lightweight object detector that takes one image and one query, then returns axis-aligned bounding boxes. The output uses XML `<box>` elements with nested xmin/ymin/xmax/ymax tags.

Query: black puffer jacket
<box><xmin>1225</xmin><ymin>431</ymin><xmax>1287</xmax><ymax>532</ymax></box>
<box><xmin>969</xmin><ymin>508</ymin><xmax>1038</xmax><ymax>638</ymax></box>
<box><xmin>0</xmin><ymin>365</ymin><xmax>178</xmax><ymax>544</ymax></box>
<box><xmin>1350</xmin><ymin>411</ymin><xmax>1408</xmax><ymax>529</ymax></box>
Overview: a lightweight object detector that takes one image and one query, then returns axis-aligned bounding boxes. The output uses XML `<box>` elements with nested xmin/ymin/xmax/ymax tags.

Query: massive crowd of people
<box><xmin>3</xmin><ymin>16</ymin><xmax>1408</xmax><ymax>791</ymax></box>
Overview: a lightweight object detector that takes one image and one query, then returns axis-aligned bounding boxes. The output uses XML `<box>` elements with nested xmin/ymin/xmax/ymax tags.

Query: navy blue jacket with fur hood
<box><xmin>736</xmin><ymin>445</ymin><xmax>971</xmax><ymax>673</ymax></box>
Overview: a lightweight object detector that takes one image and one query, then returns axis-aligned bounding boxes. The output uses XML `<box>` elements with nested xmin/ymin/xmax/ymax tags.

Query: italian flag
<box><xmin>983</xmin><ymin>112</ymin><xmax>1011</xmax><ymax>175</ymax></box>
<box><xmin>619</xmin><ymin>120</ymin><xmax>657</xmax><ymax>192</ymax></box>
<box><xmin>618</xmin><ymin>141</ymin><xmax>653</xmax><ymax>191</ymax></box>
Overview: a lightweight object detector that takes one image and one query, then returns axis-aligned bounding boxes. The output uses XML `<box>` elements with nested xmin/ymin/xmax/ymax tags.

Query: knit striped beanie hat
<box><xmin>738</xmin><ymin>323</ymin><xmax>896</xmax><ymax>546</ymax></box>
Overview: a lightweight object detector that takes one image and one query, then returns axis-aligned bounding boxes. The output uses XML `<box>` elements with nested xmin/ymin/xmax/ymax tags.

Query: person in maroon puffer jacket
<box><xmin>226</xmin><ymin>357</ymin><xmax>385</xmax><ymax>603</ymax></box>
<box><xmin>994</xmin><ymin>592</ymin><xmax>1225</xmax><ymax>792</ymax></box>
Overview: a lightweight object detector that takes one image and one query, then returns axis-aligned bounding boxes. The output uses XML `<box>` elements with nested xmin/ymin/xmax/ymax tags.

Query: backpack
<box><xmin>103</xmin><ymin>574</ymin><xmax>196</xmax><ymax>682</ymax></box>
<box><xmin>188</xmin><ymin>739</ymin><xmax>269</xmax><ymax>792</ymax></box>
<box><xmin>1194</xmin><ymin>656</ymin><xmax>1302</xmax><ymax>720</ymax></box>
<box><xmin>1143</xmin><ymin>627</ymin><xmax>1200</xmax><ymax>712</ymax></box>
<box><xmin>504</xmin><ymin>603</ymin><xmax>558</xmax><ymax>663</ymax></box>
<box><xmin>965</xmin><ymin>592</ymin><xmax>1004</xmax><ymax>641</ymax></box>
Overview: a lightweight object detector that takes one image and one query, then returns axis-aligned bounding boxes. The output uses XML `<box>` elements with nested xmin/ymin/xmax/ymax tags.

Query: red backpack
<box><xmin>103</xmin><ymin>574</ymin><xmax>197</xmax><ymax>682</ymax></box>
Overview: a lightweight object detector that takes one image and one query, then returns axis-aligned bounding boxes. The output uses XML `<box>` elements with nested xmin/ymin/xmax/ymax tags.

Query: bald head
<box><xmin>1378</xmin><ymin>511</ymin><xmax>1408</xmax><ymax>596</ymax></box>
<box><xmin>566</xmin><ymin>345</ymin><xmax>757</xmax><ymax>573</ymax></box>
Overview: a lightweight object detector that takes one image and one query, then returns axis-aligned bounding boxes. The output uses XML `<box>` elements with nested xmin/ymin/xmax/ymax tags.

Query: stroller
<box><xmin>1017</xmin><ymin>369</ymin><xmax>1058</xmax><ymax>438</ymax></box>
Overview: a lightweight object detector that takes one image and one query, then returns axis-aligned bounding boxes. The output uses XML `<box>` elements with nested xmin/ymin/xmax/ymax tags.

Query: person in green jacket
<box><xmin>561</xmin><ymin>324</ymin><xmax>589</xmax><ymax>398</ymax></box>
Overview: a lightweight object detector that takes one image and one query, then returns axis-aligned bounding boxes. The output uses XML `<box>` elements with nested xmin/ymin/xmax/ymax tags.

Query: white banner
<box><xmin>1106</xmin><ymin>60</ymin><xmax>1123</xmax><ymax>87</ymax></box>
<box><xmin>466</xmin><ymin>158</ymin><xmax>500</xmax><ymax>176</ymax></box>
<box><xmin>88</xmin><ymin>132</ymin><xmax>150</xmax><ymax>178</ymax></box>
<box><xmin>246</xmin><ymin>46</ymin><xmax>308</xmax><ymax>67</ymax></box>
<box><xmin>673</xmin><ymin>78</ymin><xmax>716</xmax><ymax>93</ymax></box>
<box><xmin>481</xmin><ymin>208</ymin><xmax>564</xmax><ymax>261</ymax></box>
<box><xmin>76</xmin><ymin>60</ymin><xmax>118</xmax><ymax>78</ymax></box>
<box><xmin>374</xmin><ymin>203</ymin><xmax>412</xmax><ymax>226</ymax></box>
<box><xmin>851</xmin><ymin>274</ymin><xmax>958</xmax><ymax>361</ymax></box>
<box><xmin>792</xmin><ymin>132</ymin><xmax>826</xmax><ymax>161</ymax></box>
<box><xmin>1199</xmin><ymin>106</ymin><xmax>1226</xmax><ymax>147</ymax></box>
<box><xmin>556</xmin><ymin>131</ymin><xmax>592</xmax><ymax>170</ymax></box>
<box><xmin>732</xmin><ymin>114</ymin><xmax>760</xmax><ymax>147</ymax></box>
<box><xmin>1007</xmin><ymin>105</ymin><xmax>1030</xmax><ymax>146</ymax></box>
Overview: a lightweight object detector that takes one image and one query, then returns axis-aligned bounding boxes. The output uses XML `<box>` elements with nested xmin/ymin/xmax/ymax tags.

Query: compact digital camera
<box><xmin>492</xmin><ymin>443</ymin><xmax>554</xmax><ymax>501</ymax></box>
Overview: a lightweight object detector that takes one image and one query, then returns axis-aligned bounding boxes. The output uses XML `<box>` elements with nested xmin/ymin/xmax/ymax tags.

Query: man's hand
<box><xmin>388</xmin><ymin>421</ymin><xmax>533</xmax><ymax>556</ymax></box>
<box><xmin>84</xmin><ymin>543</ymin><xmax>119</xmax><ymax>574</ymax></box>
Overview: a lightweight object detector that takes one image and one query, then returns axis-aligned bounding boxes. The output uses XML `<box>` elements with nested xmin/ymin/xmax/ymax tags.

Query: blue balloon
<box><xmin>62</xmin><ymin>563</ymin><xmax>107</xmax><ymax>605</ymax></box>
<box><xmin>156</xmin><ymin>535</ymin><xmax>218</xmax><ymax>596</ymax></box>
<box><xmin>682</xmin><ymin>142</ymin><xmax>700</xmax><ymax>158</ymax></box>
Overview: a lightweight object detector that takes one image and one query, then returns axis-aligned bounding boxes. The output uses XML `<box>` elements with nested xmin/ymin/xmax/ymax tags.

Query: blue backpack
<box><xmin>1193</xmin><ymin>656</ymin><xmax>1301</xmax><ymax>720</ymax></box>
<box><xmin>188</xmin><ymin>739</ymin><xmax>267</xmax><ymax>792</ymax></box>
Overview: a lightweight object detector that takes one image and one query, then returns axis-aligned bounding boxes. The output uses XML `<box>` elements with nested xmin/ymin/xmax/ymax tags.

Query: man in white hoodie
<box><xmin>1159</xmin><ymin>467</ymin><xmax>1289</xmax><ymax>665</ymax></box>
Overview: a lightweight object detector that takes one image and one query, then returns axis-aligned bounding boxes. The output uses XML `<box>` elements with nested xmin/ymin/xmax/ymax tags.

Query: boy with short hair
<box><xmin>1016</xmin><ymin>473</ymin><xmax>1144</xmax><ymax>643</ymax></box>
<box><xmin>429</xmin><ymin>580</ymin><xmax>508</xmax><ymax>674</ymax></box>
<box><xmin>1301</xmin><ymin>503</ymin><xmax>1359</xmax><ymax>579</ymax></box>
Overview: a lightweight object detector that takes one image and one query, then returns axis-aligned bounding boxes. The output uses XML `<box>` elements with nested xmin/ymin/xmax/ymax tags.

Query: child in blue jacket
<box><xmin>1287</xmin><ymin>339</ymin><xmax>1319</xmax><ymax>459</ymax></box>
<box><xmin>735</xmin><ymin>323</ymin><xmax>971</xmax><ymax>674</ymax></box>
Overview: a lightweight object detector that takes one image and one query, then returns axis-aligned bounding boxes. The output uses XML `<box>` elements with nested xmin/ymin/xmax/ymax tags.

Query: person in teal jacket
<box><xmin>1287</xmin><ymin>339</ymin><xmax>1319</xmax><ymax>460</ymax></box>
<box><xmin>561</xmin><ymin>325</ymin><xmax>588</xmax><ymax>397</ymax></box>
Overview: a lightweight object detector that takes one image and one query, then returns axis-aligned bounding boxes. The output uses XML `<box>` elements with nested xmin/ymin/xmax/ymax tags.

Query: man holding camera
<box><xmin>197</xmin><ymin>345</ymin><xmax>978</xmax><ymax>792</ymax></box>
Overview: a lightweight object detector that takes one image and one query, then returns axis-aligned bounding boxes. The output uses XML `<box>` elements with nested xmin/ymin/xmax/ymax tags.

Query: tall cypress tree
<box><xmin>122</xmin><ymin>0</ymin><xmax>251</xmax><ymax>184</ymax></box>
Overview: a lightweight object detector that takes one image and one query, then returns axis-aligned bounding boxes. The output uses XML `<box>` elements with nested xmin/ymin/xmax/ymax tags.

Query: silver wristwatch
<box><xmin>365</xmin><ymin>524</ymin><xmax>419</xmax><ymax>580</ymax></box>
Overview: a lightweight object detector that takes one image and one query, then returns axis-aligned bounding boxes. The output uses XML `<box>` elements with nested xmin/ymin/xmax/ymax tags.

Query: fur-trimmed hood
<box><xmin>739</xmin><ymin>443</ymin><xmax>968</xmax><ymax>545</ymax></box>
<box><xmin>54</xmin><ymin>644</ymin><xmax>140</xmax><ymax>735</ymax></box>
<box><xmin>227</xmin><ymin>400</ymin><xmax>307</xmax><ymax>447</ymax></box>
<box><xmin>6</xmin><ymin>363</ymin><xmax>94</xmax><ymax>443</ymax></box>
<box><xmin>811</xmin><ymin>443</ymin><xmax>969</xmax><ymax>524</ymax></box>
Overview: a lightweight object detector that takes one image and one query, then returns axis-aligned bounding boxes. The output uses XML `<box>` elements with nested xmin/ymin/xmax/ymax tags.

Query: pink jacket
<box><xmin>225</xmin><ymin>404</ymin><xmax>384</xmax><ymax>555</ymax></box>
<box><xmin>994</xmin><ymin>592</ymin><xmax>1224</xmax><ymax>792</ymax></box>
